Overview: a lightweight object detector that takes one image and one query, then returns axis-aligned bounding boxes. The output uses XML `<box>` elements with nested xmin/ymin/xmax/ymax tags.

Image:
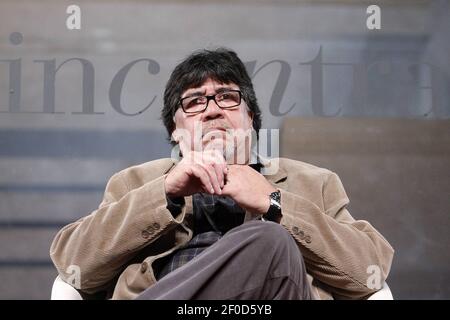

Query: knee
<box><xmin>249</xmin><ymin>221</ymin><xmax>306</xmax><ymax>278</ymax></box>
<box><xmin>245</xmin><ymin>221</ymin><xmax>297</xmax><ymax>250</ymax></box>
<box><xmin>255</xmin><ymin>221</ymin><xmax>307</xmax><ymax>273</ymax></box>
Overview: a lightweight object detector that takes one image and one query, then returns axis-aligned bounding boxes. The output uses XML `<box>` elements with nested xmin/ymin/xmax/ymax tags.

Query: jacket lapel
<box><xmin>259</xmin><ymin>157</ymin><xmax>288</xmax><ymax>187</ymax></box>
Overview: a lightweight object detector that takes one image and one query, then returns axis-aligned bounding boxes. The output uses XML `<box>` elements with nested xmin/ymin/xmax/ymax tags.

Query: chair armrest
<box><xmin>367</xmin><ymin>282</ymin><xmax>394</xmax><ymax>300</ymax></box>
<box><xmin>50</xmin><ymin>275</ymin><xmax>393</xmax><ymax>300</ymax></box>
<box><xmin>51</xmin><ymin>275</ymin><xmax>83</xmax><ymax>300</ymax></box>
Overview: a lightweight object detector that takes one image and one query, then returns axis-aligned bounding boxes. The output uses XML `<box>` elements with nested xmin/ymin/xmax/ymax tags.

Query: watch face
<box><xmin>270</xmin><ymin>198</ymin><xmax>281</xmax><ymax>209</ymax></box>
<box><xmin>265</xmin><ymin>198</ymin><xmax>282</xmax><ymax>222</ymax></box>
<box><xmin>270</xmin><ymin>191</ymin><xmax>281</xmax><ymax>205</ymax></box>
<box><xmin>264</xmin><ymin>190</ymin><xmax>282</xmax><ymax>221</ymax></box>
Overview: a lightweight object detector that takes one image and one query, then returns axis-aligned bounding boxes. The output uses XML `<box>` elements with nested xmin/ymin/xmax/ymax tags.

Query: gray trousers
<box><xmin>136</xmin><ymin>220</ymin><xmax>312</xmax><ymax>300</ymax></box>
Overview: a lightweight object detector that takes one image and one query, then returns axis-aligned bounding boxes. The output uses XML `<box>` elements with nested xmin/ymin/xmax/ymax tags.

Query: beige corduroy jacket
<box><xmin>50</xmin><ymin>157</ymin><xmax>394</xmax><ymax>300</ymax></box>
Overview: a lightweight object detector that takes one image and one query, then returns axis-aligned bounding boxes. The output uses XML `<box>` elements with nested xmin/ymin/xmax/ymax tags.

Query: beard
<box><xmin>202</xmin><ymin>129</ymin><xmax>251</xmax><ymax>165</ymax></box>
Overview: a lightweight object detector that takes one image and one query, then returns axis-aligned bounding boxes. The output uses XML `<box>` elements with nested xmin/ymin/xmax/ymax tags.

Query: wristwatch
<box><xmin>263</xmin><ymin>190</ymin><xmax>282</xmax><ymax>222</ymax></box>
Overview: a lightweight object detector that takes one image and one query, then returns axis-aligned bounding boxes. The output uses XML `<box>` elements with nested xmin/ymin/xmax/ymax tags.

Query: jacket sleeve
<box><xmin>49</xmin><ymin>171</ymin><xmax>187</xmax><ymax>292</ymax></box>
<box><xmin>279</xmin><ymin>171</ymin><xmax>394</xmax><ymax>299</ymax></box>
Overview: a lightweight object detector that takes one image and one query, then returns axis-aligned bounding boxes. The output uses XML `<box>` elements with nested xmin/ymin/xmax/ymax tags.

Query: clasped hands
<box><xmin>164</xmin><ymin>150</ymin><xmax>277</xmax><ymax>215</ymax></box>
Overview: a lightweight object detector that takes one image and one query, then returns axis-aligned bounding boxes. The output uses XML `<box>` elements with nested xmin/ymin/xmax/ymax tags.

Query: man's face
<box><xmin>173</xmin><ymin>78</ymin><xmax>254</xmax><ymax>162</ymax></box>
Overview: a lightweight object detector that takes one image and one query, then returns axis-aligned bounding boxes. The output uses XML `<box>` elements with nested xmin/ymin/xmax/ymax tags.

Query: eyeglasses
<box><xmin>179</xmin><ymin>90</ymin><xmax>242</xmax><ymax>114</ymax></box>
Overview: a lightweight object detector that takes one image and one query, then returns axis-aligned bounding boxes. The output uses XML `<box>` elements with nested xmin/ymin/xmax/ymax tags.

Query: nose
<box><xmin>202</xmin><ymin>98</ymin><xmax>225</xmax><ymax>121</ymax></box>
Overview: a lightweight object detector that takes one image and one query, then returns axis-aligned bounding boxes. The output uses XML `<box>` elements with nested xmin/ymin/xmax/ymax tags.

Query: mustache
<box><xmin>201</xmin><ymin>121</ymin><xmax>232</xmax><ymax>136</ymax></box>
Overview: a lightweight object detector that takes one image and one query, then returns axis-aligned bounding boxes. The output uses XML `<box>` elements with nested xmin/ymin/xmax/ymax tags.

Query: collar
<box><xmin>257</xmin><ymin>155</ymin><xmax>287</xmax><ymax>184</ymax></box>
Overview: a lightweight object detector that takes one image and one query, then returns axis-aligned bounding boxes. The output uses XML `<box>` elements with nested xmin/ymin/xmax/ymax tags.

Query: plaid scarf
<box><xmin>156</xmin><ymin>194</ymin><xmax>245</xmax><ymax>280</ymax></box>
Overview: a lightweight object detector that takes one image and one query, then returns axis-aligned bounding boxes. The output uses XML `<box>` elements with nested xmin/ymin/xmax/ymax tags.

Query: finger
<box><xmin>221</xmin><ymin>166</ymin><xmax>237</xmax><ymax>196</ymax></box>
<box><xmin>203</xmin><ymin>149</ymin><xmax>226</xmax><ymax>166</ymax></box>
<box><xmin>200</xmin><ymin>163</ymin><xmax>222</xmax><ymax>195</ymax></box>
<box><xmin>201</xmin><ymin>151</ymin><xmax>225</xmax><ymax>191</ymax></box>
<box><xmin>222</xmin><ymin>164</ymin><xmax>230</xmax><ymax>185</ymax></box>
<box><xmin>207</xmin><ymin>152</ymin><xmax>227</xmax><ymax>186</ymax></box>
<box><xmin>212</xmin><ymin>149</ymin><xmax>226</xmax><ymax>164</ymax></box>
<box><xmin>212</xmin><ymin>162</ymin><xmax>225</xmax><ymax>189</ymax></box>
<box><xmin>220</xmin><ymin>180</ymin><xmax>234</xmax><ymax>197</ymax></box>
<box><xmin>188</xmin><ymin>165</ymin><xmax>214</xmax><ymax>194</ymax></box>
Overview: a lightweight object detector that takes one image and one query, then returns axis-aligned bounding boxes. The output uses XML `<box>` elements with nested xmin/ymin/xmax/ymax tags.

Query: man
<box><xmin>50</xmin><ymin>48</ymin><xmax>394</xmax><ymax>300</ymax></box>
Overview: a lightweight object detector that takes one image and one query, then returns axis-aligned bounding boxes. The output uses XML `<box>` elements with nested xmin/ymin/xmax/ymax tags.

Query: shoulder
<box><xmin>276</xmin><ymin>158</ymin><xmax>349</xmax><ymax>213</ymax></box>
<box><xmin>277</xmin><ymin>157</ymin><xmax>335</xmax><ymax>181</ymax></box>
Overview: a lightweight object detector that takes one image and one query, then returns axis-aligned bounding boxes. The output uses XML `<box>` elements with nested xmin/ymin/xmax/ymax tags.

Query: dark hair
<box><xmin>162</xmin><ymin>48</ymin><xmax>262</xmax><ymax>142</ymax></box>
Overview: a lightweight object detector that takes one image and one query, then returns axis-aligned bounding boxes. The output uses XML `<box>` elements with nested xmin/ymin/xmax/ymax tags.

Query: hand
<box><xmin>165</xmin><ymin>150</ymin><xmax>227</xmax><ymax>198</ymax></box>
<box><xmin>221</xmin><ymin>165</ymin><xmax>277</xmax><ymax>215</ymax></box>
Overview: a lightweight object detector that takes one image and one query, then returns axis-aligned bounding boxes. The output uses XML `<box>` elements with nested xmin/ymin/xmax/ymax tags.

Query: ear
<box><xmin>171</xmin><ymin>128</ymin><xmax>180</xmax><ymax>144</ymax></box>
<box><xmin>171</xmin><ymin>114</ymin><xmax>180</xmax><ymax>142</ymax></box>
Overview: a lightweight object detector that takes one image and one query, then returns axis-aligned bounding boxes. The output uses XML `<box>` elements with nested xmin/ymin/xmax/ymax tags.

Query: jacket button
<box><xmin>152</xmin><ymin>222</ymin><xmax>160</xmax><ymax>230</ymax></box>
<box><xmin>141</xmin><ymin>230</ymin><xmax>150</xmax><ymax>239</ymax></box>
<box><xmin>141</xmin><ymin>262</ymin><xmax>148</xmax><ymax>273</ymax></box>
<box><xmin>292</xmin><ymin>226</ymin><xmax>299</xmax><ymax>235</ymax></box>
<box><xmin>298</xmin><ymin>230</ymin><xmax>305</xmax><ymax>240</ymax></box>
<box><xmin>305</xmin><ymin>235</ymin><xmax>311</xmax><ymax>244</ymax></box>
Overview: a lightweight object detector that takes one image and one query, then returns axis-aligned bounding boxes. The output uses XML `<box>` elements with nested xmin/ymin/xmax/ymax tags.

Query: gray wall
<box><xmin>0</xmin><ymin>0</ymin><xmax>449</xmax><ymax>299</ymax></box>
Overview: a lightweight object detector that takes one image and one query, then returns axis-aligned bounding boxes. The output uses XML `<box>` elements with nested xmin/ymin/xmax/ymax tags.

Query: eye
<box><xmin>217</xmin><ymin>92</ymin><xmax>231</xmax><ymax>101</ymax></box>
<box><xmin>219</xmin><ymin>91</ymin><xmax>239</xmax><ymax>103</ymax></box>
<box><xmin>187</xmin><ymin>98</ymin><xmax>199</xmax><ymax>107</ymax></box>
<box><xmin>184</xmin><ymin>96</ymin><xmax>206</xmax><ymax>110</ymax></box>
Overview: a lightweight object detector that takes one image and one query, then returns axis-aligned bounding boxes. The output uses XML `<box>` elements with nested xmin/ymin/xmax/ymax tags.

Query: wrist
<box><xmin>263</xmin><ymin>190</ymin><xmax>282</xmax><ymax>222</ymax></box>
<box><xmin>164</xmin><ymin>176</ymin><xmax>179</xmax><ymax>198</ymax></box>
<box><xmin>255</xmin><ymin>195</ymin><xmax>271</xmax><ymax>215</ymax></box>
<box><xmin>259</xmin><ymin>186</ymin><xmax>277</xmax><ymax>211</ymax></box>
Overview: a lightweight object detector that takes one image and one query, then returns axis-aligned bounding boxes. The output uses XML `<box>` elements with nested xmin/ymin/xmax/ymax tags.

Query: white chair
<box><xmin>367</xmin><ymin>282</ymin><xmax>394</xmax><ymax>300</ymax></box>
<box><xmin>51</xmin><ymin>275</ymin><xmax>82</xmax><ymax>300</ymax></box>
<box><xmin>50</xmin><ymin>275</ymin><xmax>393</xmax><ymax>300</ymax></box>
